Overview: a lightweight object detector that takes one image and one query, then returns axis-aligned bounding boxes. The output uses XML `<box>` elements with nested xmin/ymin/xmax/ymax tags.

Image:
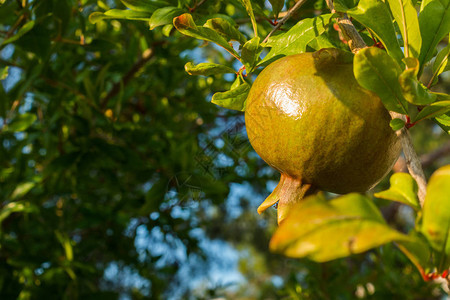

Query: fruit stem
<box><xmin>258</xmin><ymin>174</ymin><xmax>317</xmax><ymax>224</ymax></box>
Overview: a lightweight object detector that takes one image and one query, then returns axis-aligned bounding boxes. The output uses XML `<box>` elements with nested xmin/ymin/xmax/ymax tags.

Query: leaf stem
<box><xmin>325</xmin><ymin>1</ymin><xmax>427</xmax><ymax>206</ymax></box>
<box><xmin>262</xmin><ymin>0</ymin><xmax>308</xmax><ymax>44</ymax></box>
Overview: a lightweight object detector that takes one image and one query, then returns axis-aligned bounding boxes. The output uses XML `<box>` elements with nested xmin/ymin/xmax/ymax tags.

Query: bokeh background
<box><xmin>1</xmin><ymin>0</ymin><xmax>449</xmax><ymax>299</ymax></box>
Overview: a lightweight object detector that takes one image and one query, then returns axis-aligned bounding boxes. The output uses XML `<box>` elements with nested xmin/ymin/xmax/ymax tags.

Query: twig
<box><xmin>326</xmin><ymin>0</ymin><xmax>366</xmax><ymax>53</ymax></box>
<box><xmin>262</xmin><ymin>0</ymin><xmax>308</xmax><ymax>44</ymax></box>
<box><xmin>100</xmin><ymin>47</ymin><xmax>155</xmax><ymax>110</ymax></box>
<box><xmin>324</xmin><ymin>1</ymin><xmax>428</xmax><ymax>206</ymax></box>
<box><xmin>189</xmin><ymin>0</ymin><xmax>207</xmax><ymax>13</ymax></box>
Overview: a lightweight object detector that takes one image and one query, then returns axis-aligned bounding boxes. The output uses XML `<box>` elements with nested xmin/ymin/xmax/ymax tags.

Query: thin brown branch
<box><xmin>262</xmin><ymin>0</ymin><xmax>309</xmax><ymax>44</ymax></box>
<box><xmin>100</xmin><ymin>47</ymin><xmax>156</xmax><ymax>110</ymax></box>
<box><xmin>325</xmin><ymin>1</ymin><xmax>428</xmax><ymax>206</ymax></box>
<box><xmin>189</xmin><ymin>0</ymin><xmax>207</xmax><ymax>13</ymax></box>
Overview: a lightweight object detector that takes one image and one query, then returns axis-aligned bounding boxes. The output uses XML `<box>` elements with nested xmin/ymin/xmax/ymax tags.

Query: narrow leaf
<box><xmin>354</xmin><ymin>47</ymin><xmax>409</xmax><ymax>114</ymax></box>
<box><xmin>259</xmin><ymin>14</ymin><xmax>334</xmax><ymax>66</ymax></box>
<box><xmin>386</xmin><ymin>0</ymin><xmax>422</xmax><ymax>58</ymax></box>
<box><xmin>149</xmin><ymin>7</ymin><xmax>184</xmax><ymax>30</ymax></box>
<box><xmin>238</xmin><ymin>0</ymin><xmax>258</xmax><ymax>36</ymax></box>
<box><xmin>421</xmin><ymin>165</ymin><xmax>450</xmax><ymax>269</ymax></box>
<box><xmin>0</xmin><ymin>201</ymin><xmax>37</xmax><ymax>224</ymax></box>
<box><xmin>211</xmin><ymin>82</ymin><xmax>250</xmax><ymax>111</ymax></box>
<box><xmin>413</xmin><ymin>100</ymin><xmax>450</xmax><ymax>123</ymax></box>
<box><xmin>270</xmin><ymin>193</ymin><xmax>411</xmax><ymax>262</ymax></box>
<box><xmin>184</xmin><ymin>62</ymin><xmax>236</xmax><ymax>76</ymax></box>
<box><xmin>5</xmin><ymin>113</ymin><xmax>37</xmax><ymax>132</ymax></box>
<box><xmin>119</xmin><ymin>0</ymin><xmax>167</xmax><ymax>12</ymax></box>
<box><xmin>335</xmin><ymin>0</ymin><xmax>404</xmax><ymax>63</ymax></box>
<box><xmin>1</xmin><ymin>20</ymin><xmax>35</xmax><ymax>45</ymax></box>
<box><xmin>418</xmin><ymin>0</ymin><xmax>450</xmax><ymax>68</ymax></box>
<box><xmin>173</xmin><ymin>14</ymin><xmax>240</xmax><ymax>59</ymax></box>
<box><xmin>89</xmin><ymin>9</ymin><xmax>152</xmax><ymax>24</ymax></box>
<box><xmin>374</xmin><ymin>172</ymin><xmax>420</xmax><ymax>210</ymax></box>
<box><xmin>204</xmin><ymin>18</ymin><xmax>247</xmax><ymax>44</ymax></box>
<box><xmin>11</xmin><ymin>182</ymin><xmax>35</xmax><ymax>200</ymax></box>
<box><xmin>0</xmin><ymin>66</ymin><xmax>8</xmax><ymax>80</ymax></box>
<box><xmin>430</xmin><ymin>41</ymin><xmax>450</xmax><ymax>86</ymax></box>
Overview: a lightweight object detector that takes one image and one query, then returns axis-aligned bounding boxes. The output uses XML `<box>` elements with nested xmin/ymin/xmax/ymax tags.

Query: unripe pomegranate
<box><xmin>245</xmin><ymin>49</ymin><xmax>401</xmax><ymax>223</ymax></box>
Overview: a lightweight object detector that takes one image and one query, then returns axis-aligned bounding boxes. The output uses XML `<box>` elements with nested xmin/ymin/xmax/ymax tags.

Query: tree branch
<box><xmin>325</xmin><ymin>1</ymin><xmax>428</xmax><ymax>206</ymax></box>
<box><xmin>262</xmin><ymin>0</ymin><xmax>309</xmax><ymax>44</ymax></box>
<box><xmin>100</xmin><ymin>47</ymin><xmax>155</xmax><ymax>110</ymax></box>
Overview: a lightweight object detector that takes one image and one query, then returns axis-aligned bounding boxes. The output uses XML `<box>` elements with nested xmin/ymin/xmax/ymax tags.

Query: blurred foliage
<box><xmin>0</xmin><ymin>0</ymin><xmax>449</xmax><ymax>299</ymax></box>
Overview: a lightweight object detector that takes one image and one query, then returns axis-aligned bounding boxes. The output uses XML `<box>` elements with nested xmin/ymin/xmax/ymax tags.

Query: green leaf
<box><xmin>5</xmin><ymin>113</ymin><xmax>37</xmax><ymax>132</ymax></box>
<box><xmin>390</xmin><ymin>118</ymin><xmax>406</xmax><ymax>130</ymax></box>
<box><xmin>421</xmin><ymin>165</ymin><xmax>450</xmax><ymax>269</ymax></box>
<box><xmin>204</xmin><ymin>18</ymin><xmax>246</xmax><ymax>44</ymax></box>
<box><xmin>173</xmin><ymin>14</ymin><xmax>240</xmax><ymax>59</ymax></box>
<box><xmin>396</xmin><ymin>231</ymin><xmax>432</xmax><ymax>277</ymax></box>
<box><xmin>184</xmin><ymin>62</ymin><xmax>236</xmax><ymax>76</ymax></box>
<box><xmin>89</xmin><ymin>9</ymin><xmax>152</xmax><ymax>23</ymax></box>
<box><xmin>431</xmin><ymin>41</ymin><xmax>450</xmax><ymax>86</ymax></box>
<box><xmin>0</xmin><ymin>201</ymin><xmax>37</xmax><ymax>224</ymax></box>
<box><xmin>10</xmin><ymin>182</ymin><xmax>35</xmax><ymax>200</ymax></box>
<box><xmin>374</xmin><ymin>172</ymin><xmax>420</xmax><ymax>210</ymax></box>
<box><xmin>119</xmin><ymin>0</ymin><xmax>167</xmax><ymax>12</ymax></box>
<box><xmin>418</xmin><ymin>0</ymin><xmax>450</xmax><ymax>68</ymax></box>
<box><xmin>399</xmin><ymin>57</ymin><xmax>437</xmax><ymax>105</ymax></box>
<box><xmin>0</xmin><ymin>66</ymin><xmax>8</xmax><ymax>80</ymax></box>
<box><xmin>237</xmin><ymin>0</ymin><xmax>258</xmax><ymax>36</ymax></box>
<box><xmin>259</xmin><ymin>14</ymin><xmax>334</xmax><ymax>66</ymax></box>
<box><xmin>211</xmin><ymin>81</ymin><xmax>250</xmax><ymax>111</ymax></box>
<box><xmin>335</xmin><ymin>0</ymin><xmax>404</xmax><ymax>63</ymax></box>
<box><xmin>241</xmin><ymin>37</ymin><xmax>262</xmax><ymax>72</ymax></box>
<box><xmin>269</xmin><ymin>0</ymin><xmax>284</xmax><ymax>17</ymax></box>
<box><xmin>270</xmin><ymin>193</ymin><xmax>411</xmax><ymax>262</ymax></box>
<box><xmin>149</xmin><ymin>7</ymin><xmax>184</xmax><ymax>30</ymax></box>
<box><xmin>386</xmin><ymin>0</ymin><xmax>422</xmax><ymax>58</ymax></box>
<box><xmin>1</xmin><ymin>20</ymin><xmax>35</xmax><ymax>45</ymax></box>
<box><xmin>354</xmin><ymin>47</ymin><xmax>409</xmax><ymax>114</ymax></box>
<box><xmin>413</xmin><ymin>100</ymin><xmax>450</xmax><ymax>123</ymax></box>
<box><xmin>435</xmin><ymin>112</ymin><xmax>450</xmax><ymax>134</ymax></box>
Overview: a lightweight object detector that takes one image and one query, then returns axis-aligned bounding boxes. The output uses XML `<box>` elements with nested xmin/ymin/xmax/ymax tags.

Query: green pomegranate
<box><xmin>245</xmin><ymin>48</ymin><xmax>401</xmax><ymax>223</ymax></box>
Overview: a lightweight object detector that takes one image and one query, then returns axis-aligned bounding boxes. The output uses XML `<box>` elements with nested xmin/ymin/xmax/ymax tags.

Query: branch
<box><xmin>100</xmin><ymin>47</ymin><xmax>155</xmax><ymax>110</ymax></box>
<box><xmin>262</xmin><ymin>0</ymin><xmax>309</xmax><ymax>44</ymax></box>
<box><xmin>325</xmin><ymin>1</ymin><xmax>428</xmax><ymax>206</ymax></box>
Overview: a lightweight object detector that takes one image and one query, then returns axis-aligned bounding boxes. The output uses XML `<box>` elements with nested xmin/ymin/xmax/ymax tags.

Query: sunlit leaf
<box><xmin>418</xmin><ymin>0</ymin><xmax>450</xmax><ymax>68</ymax></box>
<box><xmin>149</xmin><ymin>7</ymin><xmax>184</xmax><ymax>30</ymax></box>
<box><xmin>386</xmin><ymin>0</ymin><xmax>422</xmax><ymax>58</ymax></box>
<box><xmin>431</xmin><ymin>41</ymin><xmax>450</xmax><ymax>86</ymax></box>
<box><xmin>270</xmin><ymin>193</ymin><xmax>411</xmax><ymax>262</ymax></box>
<box><xmin>204</xmin><ymin>18</ymin><xmax>246</xmax><ymax>44</ymax></box>
<box><xmin>413</xmin><ymin>100</ymin><xmax>450</xmax><ymax>123</ymax></box>
<box><xmin>374</xmin><ymin>172</ymin><xmax>420</xmax><ymax>210</ymax></box>
<box><xmin>10</xmin><ymin>182</ymin><xmax>35</xmax><ymax>200</ymax></box>
<box><xmin>173</xmin><ymin>14</ymin><xmax>240</xmax><ymax>59</ymax></box>
<box><xmin>435</xmin><ymin>112</ymin><xmax>450</xmax><ymax>134</ymax></box>
<box><xmin>354</xmin><ymin>47</ymin><xmax>408</xmax><ymax>114</ymax></box>
<box><xmin>0</xmin><ymin>66</ymin><xmax>8</xmax><ymax>80</ymax></box>
<box><xmin>399</xmin><ymin>57</ymin><xmax>437</xmax><ymax>105</ymax></box>
<box><xmin>5</xmin><ymin>113</ymin><xmax>37</xmax><ymax>132</ymax></box>
<box><xmin>335</xmin><ymin>0</ymin><xmax>404</xmax><ymax>63</ymax></box>
<box><xmin>241</xmin><ymin>37</ymin><xmax>262</xmax><ymax>72</ymax></box>
<box><xmin>259</xmin><ymin>14</ymin><xmax>334</xmax><ymax>66</ymax></box>
<box><xmin>119</xmin><ymin>0</ymin><xmax>167</xmax><ymax>12</ymax></box>
<box><xmin>0</xmin><ymin>201</ymin><xmax>37</xmax><ymax>224</ymax></box>
<box><xmin>237</xmin><ymin>0</ymin><xmax>258</xmax><ymax>36</ymax></box>
<box><xmin>184</xmin><ymin>62</ymin><xmax>236</xmax><ymax>76</ymax></box>
<box><xmin>420</xmin><ymin>165</ymin><xmax>450</xmax><ymax>269</ymax></box>
<box><xmin>89</xmin><ymin>9</ymin><xmax>152</xmax><ymax>23</ymax></box>
<box><xmin>211</xmin><ymin>81</ymin><xmax>250</xmax><ymax>111</ymax></box>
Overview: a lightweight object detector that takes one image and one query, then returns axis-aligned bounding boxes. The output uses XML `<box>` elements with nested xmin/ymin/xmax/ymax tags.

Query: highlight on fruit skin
<box><xmin>245</xmin><ymin>48</ymin><xmax>402</xmax><ymax>224</ymax></box>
